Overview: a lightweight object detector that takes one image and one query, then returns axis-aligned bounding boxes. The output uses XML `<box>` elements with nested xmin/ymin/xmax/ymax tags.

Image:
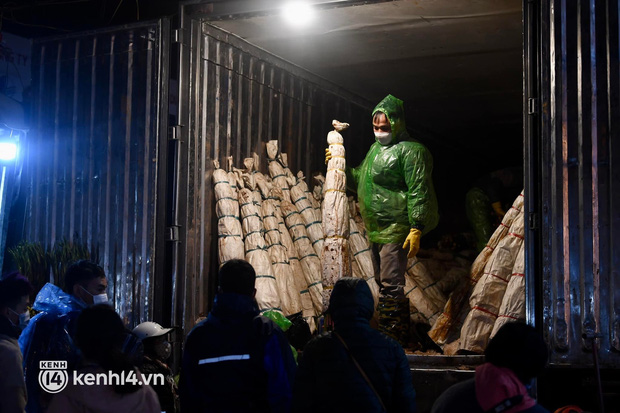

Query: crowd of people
<box><xmin>0</xmin><ymin>257</ymin><xmax>561</xmax><ymax>413</ymax></box>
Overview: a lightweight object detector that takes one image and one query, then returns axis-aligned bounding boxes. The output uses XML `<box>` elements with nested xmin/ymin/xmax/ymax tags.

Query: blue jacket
<box><xmin>19</xmin><ymin>283</ymin><xmax>86</xmax><ymax>413</ymax></box>
<box><xmin>292</xmin><ymin>278</ymin><xmax>416</xmax><ymax>413</ymax></box>
<box><xmin>179</xmin><ymin>293</ymin><xmax>296</xmax><ymax>413</ymax></box>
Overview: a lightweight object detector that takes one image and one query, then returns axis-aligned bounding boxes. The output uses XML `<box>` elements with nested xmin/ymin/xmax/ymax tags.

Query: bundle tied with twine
<box><xmin>267</xmin><ymin>141</ymin><xmax>295</xmax><ymax>204</ymax></box>
<box><xmin>276</xmin><ymin>192</ymin><xmax>317</xmax><ymax>332</ymax></box>
<box><xmin>347</xmin><ymin>198</ymin><xmax>379</xmax><ymax>307</ymax></box>
<box><xmin>261</xmin><ymin>187</ymin><xmax>303</xmax><ymax>317</ymax></box>
<box><xmin>490</xmin><ymin>242</ymin><xmax>526</xmax><ymax>337</ymax></box>
<box><xmin>428</xmin><ymin>191</ymin><xmax>524</xmax><ymax>349</ymax></box>
<box><xmin>458</xmin><ymin>198</ymin><xmax>525</xmax><ymax>353</ymax></box>
<box><xmin>281</xmin><ymin>200</ymin><xmax>324</xmax><ymax>314</ymax></box>
<box><xmin>213</xmin><ymin>160</ymin><xmax>244</xmax><ymax>265</ymax></box>
<box><xmin>291</xmin><ymin>171</ymin><xmax>324</xmax><ymax>256</ymax></box>
<box><xmin>321</xmin><ymin>120</ymin><xmax>352</xmax><ymax>311</ymax></box>
<box><xmin>239</xmin><ymin>186</ymin><xmax>282</xmax><ymax>315</ymax></box>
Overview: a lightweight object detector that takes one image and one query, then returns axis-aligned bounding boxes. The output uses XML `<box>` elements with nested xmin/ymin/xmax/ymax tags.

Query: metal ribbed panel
<box><xmin>175</xmin><ymin>17</ymin><xmax>373</xmax><ymax>333</ymax></box>
<box><xmin>26</xmin><ymin>21</ymin><xmax>168</xmax><ymax>327</ymax></box>
<box><xmin>529</xmin><ymin>0</ymin><xmax>620</xmax><ymax>367</ymax></box>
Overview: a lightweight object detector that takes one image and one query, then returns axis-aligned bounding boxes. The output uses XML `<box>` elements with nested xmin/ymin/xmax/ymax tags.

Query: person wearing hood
<box><xmin>179</xmin><ymin>259</ymin><xmax>296</xmax><ymax>413</ymax></box>
<box><xmin>0</xmin><ymin>272</ymin><xmax>33</xmax><ymax>413</ymax></box>
<box><xmin>47</xmin><ymin>305</ymin><xmax>161</xmax><ymax>413</ymax></box>
<box><xmin>431</xmin><ymin>322</ymin><xmax>550</xmax><ymax>413</ymax></box>
<box><xmin>292</xmin><ymin>277</ymin><xmax>416</xmax><ymax>413</ymax></box>
<box><xmin>19</xmin><ymin>260</ymin><xmax>110</xmax><ymax>413</ymax></box>
<box><xmin>337</xmin><ymin>94</ymin><xmax>439</xmax><ymax>346</ymax></box>
<box><xmin>133</xmin><ymin>321</ymin><xmax>179</xmax><ymax>413</ymax></box>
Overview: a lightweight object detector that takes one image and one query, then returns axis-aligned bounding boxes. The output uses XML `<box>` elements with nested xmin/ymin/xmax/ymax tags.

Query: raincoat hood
<box><xmin>326</xmin><ymin>278</ymin><xmax>374</xmax><ymax>323</ymax></box>
<box><xmin>32</xmin><ymin>282</ymin><xmax>87</xmax><ymax>314</ymax></box>
<box><xmin>372</xmin><ymin>94</ymin><xmax>409</xmax><ymax>145</ymax></box>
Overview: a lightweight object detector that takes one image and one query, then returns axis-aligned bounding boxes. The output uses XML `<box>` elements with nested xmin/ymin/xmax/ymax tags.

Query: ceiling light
<box><xmin>281</xmin><ymin>1</ymin><xmax>315</xmax><ymax>27</ymax></box>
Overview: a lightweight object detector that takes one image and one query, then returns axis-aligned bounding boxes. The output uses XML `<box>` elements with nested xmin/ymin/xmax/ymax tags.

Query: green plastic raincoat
<box><xmin>348</xmin><ymin>95</ymin><xmax>439</xmax><ymax>244</ymax></box>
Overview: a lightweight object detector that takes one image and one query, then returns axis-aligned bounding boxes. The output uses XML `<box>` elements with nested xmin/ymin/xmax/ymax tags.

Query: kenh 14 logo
<box><xmin>38</xmin><ymin>361</ymin><xmax>69</xmax><ymax>393</ymax></box>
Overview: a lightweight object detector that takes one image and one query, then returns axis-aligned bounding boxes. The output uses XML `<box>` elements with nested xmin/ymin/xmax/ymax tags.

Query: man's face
<box><xmin>373</xmin><ymin>113</ymin><xmax>391</xmax><ymax>134</ymax></box>
<box><xmin>76</xmin><ymin>277</ymin><xmax>108</xmax><ymax>305</ymax></box>
<box><xmin>6</xmin><ymin>295</ymin><xmax>29</xmax><ymax>326</ymax></box>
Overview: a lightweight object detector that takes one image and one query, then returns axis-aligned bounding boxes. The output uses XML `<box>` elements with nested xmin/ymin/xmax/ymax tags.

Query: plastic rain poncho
<box><xmin>347</xmin><ymin>95</ymin><xmax>439</xmax><ymax>244</ymax></box>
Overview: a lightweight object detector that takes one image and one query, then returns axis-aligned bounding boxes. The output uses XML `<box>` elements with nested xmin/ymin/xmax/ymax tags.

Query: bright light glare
<box><xmin>281</xmin><ymin>1</ymin><xmax>315</xmax><ymax>27</ymax></box>
<box><xmin>0</xmin><ymin>142</ymin><xmax>18</xmax><ymax>161</ymax></box>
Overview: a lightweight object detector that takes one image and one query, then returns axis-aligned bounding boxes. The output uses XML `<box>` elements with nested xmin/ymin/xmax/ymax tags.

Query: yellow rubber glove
<box><xmin>325</xmin><ymin>148</ymin><xmax>332</xmax><ymax>165</ymax></box>
<box><xmin>402</xmin><ymin>228</ymin><xmax>422</xmax><ymax>259</ymax></box>
<box><xmin>491</xmin><ymin>201</ymin><xmax>506</xmax><ymax>218</ymax></box>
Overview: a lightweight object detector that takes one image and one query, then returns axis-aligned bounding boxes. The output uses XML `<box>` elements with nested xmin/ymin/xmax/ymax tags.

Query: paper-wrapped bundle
<box><xmin>428</xmin><ymin>192</ymin><xmax>524</xmax><ymax>347</ymax></box>
<box><xmin>262</xmin><ymin>189</ymin><xmax>303</xmax><ymax>316</ymax></box>
<box><xmin>213</xmin><ymin>161</ymin><xmax>244</xmax><ymax>265</ymax></box>
<box><xmin>406</xmin><ymin>257</ymin><xmax>447</xmax><ymax>311</ymax></box>
<box><xmin>239</xmin><ymin>188</ymin><xmax>282</xmax><ymax>314</ymax></box>
<box><xmin>349</xmin><ymin>197</ymin><xmax>368</xmax><ymax>241</ymax></box>
<box><xmin>349</xmin><ymin>217</ymin><xmax>379</xmax><ymax>306</ymax></box>
<box><xmin>490</xmin><ymin>242</ymin><xmax>526</xmax><ymax>337</ymax></box>
<box><xmin>322</xmin><ymin>120</ymin><xmax>352</xmax><ymax>310</ymax></box>
<box><xmin>404</xmin><ymin>275</ymin><xmax>441</xmax><ymax>326</ymax></box>
<box><xmin>276</xmin><ymin>198</ymin><xmax>317</xmax><ymax>332</ymax></box>
<box><xmin>291</xmin><ymin>172</ymin><xmax>324</xmax><ymax>256</ymax></box>
<box><xmin>312</xmin><ymin>175</ymin><xmax>325</xmax><ymax>228</ymax></box>
<box><xmin>267</xmin><ymin>141</ymin><xmax>293</xmax><ymax>203</ymax></box>
<box><xmin>458</xmin><ymin>207</ymin><xmax>525</xmax><ymax>353</ymax></box>
<box><xmin>281</xmin><ymin>200</ymin><xmax>323</xmax><ymax>314</ymax></box>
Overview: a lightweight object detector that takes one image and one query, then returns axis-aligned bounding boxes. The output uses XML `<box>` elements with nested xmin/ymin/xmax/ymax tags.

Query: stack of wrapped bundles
<box><xmin>428</xmin><ymin>192</ymin><xmax>524</xmax><ymax>349</ymax></box>
<box><xmin>262</xmin><ymin>187</ymin><xmax>303</xmax><ymax>317</ymax></box>
<box><xmin>281</xmin><ymin>200</ymin><xmax>324</xmax><ymax>314</ymax></box>
<box><xmin>275</xmin><ymin>192</ymin><xmax>317</xmax><ymax>332</ymax></box>
<box><xmin>347</xmin><ymin>198</ymin><xmax>379</xmax><ymax>306</ymax></box>
<box><xmin>239</xmin><ymin>187</ymin><xmax>282</xmax><ymax>315</ymax></box>
<box><xmin>490</xmin><ymin>243</ymin><xmax>526</xmax><ymax>336</ymax></box>
<box><xmin>321</xmin><ymin>120</ymin><xmax>352</xmax><ymax>310</ymax></box>
<box><xmin>291</xmin><ymin>171</ymin><xmax>324</xmax><ymax>256</ymax></box>
<box><xmin>404</xmin><ymin>258</ymin><xmax>447</xmax><ymax>326</ymax></box>
<box><xmin>212</xmin><ymin>161</ymin><xmax>244</xmax><ymax>265</ymax></box>
<box><xmin>267</xmin><ymin>141</ymin><xmax>294</xmax><ymax>203</ymax></box>
<box><xmin>458</xmin><ymin>193</ymin><xmax>525</xmax><ymax>353</ymax></box>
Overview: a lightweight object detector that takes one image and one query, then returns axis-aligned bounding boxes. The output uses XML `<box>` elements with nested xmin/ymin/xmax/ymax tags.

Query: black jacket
<box><xmin>292</xmin><ymin>278</ymin><xmax>417</xmax><ymax>413</ymax></box>
<box><xmin>179</xmin><ymin>293</ymin><xmax>296</xmax><ymax>413</ymax></box>
<box><xmin>141</xmin><ymin>355</ymin><xmax>178</xmax><ymax>413</ymax></box>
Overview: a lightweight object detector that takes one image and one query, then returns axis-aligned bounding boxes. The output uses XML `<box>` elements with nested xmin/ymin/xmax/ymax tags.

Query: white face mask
<box><xmin>9</xmin><ymin>307</ymin><xmax>30</xmax><ymax>330</ymax></box>
<box><xmin>81</xmin><ymin>286</ymin><xmax>109</xmax><ymax>305</ymax></box>
<box><xmin>374</xmin><ymin>131</ymin><xmax>392</xmax><ymax>145</ymax></box>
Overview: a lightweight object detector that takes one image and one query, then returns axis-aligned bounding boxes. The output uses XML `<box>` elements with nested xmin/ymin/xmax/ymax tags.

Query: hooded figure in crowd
<box><xmin>292</xmin><ymin>277</ymin><xmax>417</xmax><ymax>413</ymax></box>
<box><xmin>0</xmin><ymin>272</ymin><xmax>33</xmax><ymax>413</ymax></box>
<box><xmin>179</xmin><ymin>259</ymin><xmax>296</xmax><ymax>413</ymax></box>
<box><xmin>344</xmin><ymin>94</ymin><xmax>439</xmax><ymax>345</ymax></box>
<box><xmin>431</xmin><ymin>322</ymin><xmax>549</xmax><ymax>413</ymax></box>
<box><xmin>20</xmin><ymin>260</ymin><xmax>142</xmax><ymax>413</ymax></box>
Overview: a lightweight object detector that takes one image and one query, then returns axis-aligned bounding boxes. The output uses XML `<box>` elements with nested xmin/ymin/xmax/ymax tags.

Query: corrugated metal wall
<box><xmin>26</xmin><ymin>21</ymin><xmax>170</xmax><ymax>327</ymax></box>
<box><xmin>527</xmin><ymin>0</ymin><xmax>620</xmax><ymax>367</ymax></box>
<box><xmin>173</xmin><ymin>15</ymin><xmax>373</xmax><ymax>332</ymax></box>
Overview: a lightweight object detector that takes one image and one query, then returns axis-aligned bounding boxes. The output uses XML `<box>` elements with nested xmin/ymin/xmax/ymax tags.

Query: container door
<box><xmin>22</xmin><ymin>20</ymin><xmax>171</xmax><ymax>327</ymax></box>
<box><xmin>525</xmin><ymin>0</ymin><xmax>620</xmax><ymax>368</ymax></box>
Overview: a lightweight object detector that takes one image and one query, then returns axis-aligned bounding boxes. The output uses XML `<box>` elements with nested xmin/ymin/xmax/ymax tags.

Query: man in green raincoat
<box><xmin>331</xmin><ymin>94</ymin><xmax>439</xmax><ymax>346</ymax></box>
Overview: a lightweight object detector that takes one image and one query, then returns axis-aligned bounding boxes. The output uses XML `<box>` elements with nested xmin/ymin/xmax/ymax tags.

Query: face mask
<box><xmin>374</xmin><ymin>131</ymin><xmax>392</xmax><ymax>145</ymax></box>
<box><xmin>9</xmin><ymin>307</ymin><xmax>30</xmax><ymax>330</ymax></box>
<box><xmin>81</xmin><ymin>286</ymin><xmax>109</xmax><ymax>305</ymax></box>
<box><xmin>154</xmin><ymin>341</ymin><xmax>172</xmax><ymax>360</ymax></box>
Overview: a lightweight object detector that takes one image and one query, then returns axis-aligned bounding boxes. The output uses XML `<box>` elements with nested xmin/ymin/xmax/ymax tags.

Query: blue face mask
<box><xmin>80</xmin><ymin>286</ymin><xmax>109</xmax><ymax>305</ymax></box>
<box><xmin>9</xmin><ymin>307</ymin><xmax>30</xmax><ymax>330</ymax></box>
